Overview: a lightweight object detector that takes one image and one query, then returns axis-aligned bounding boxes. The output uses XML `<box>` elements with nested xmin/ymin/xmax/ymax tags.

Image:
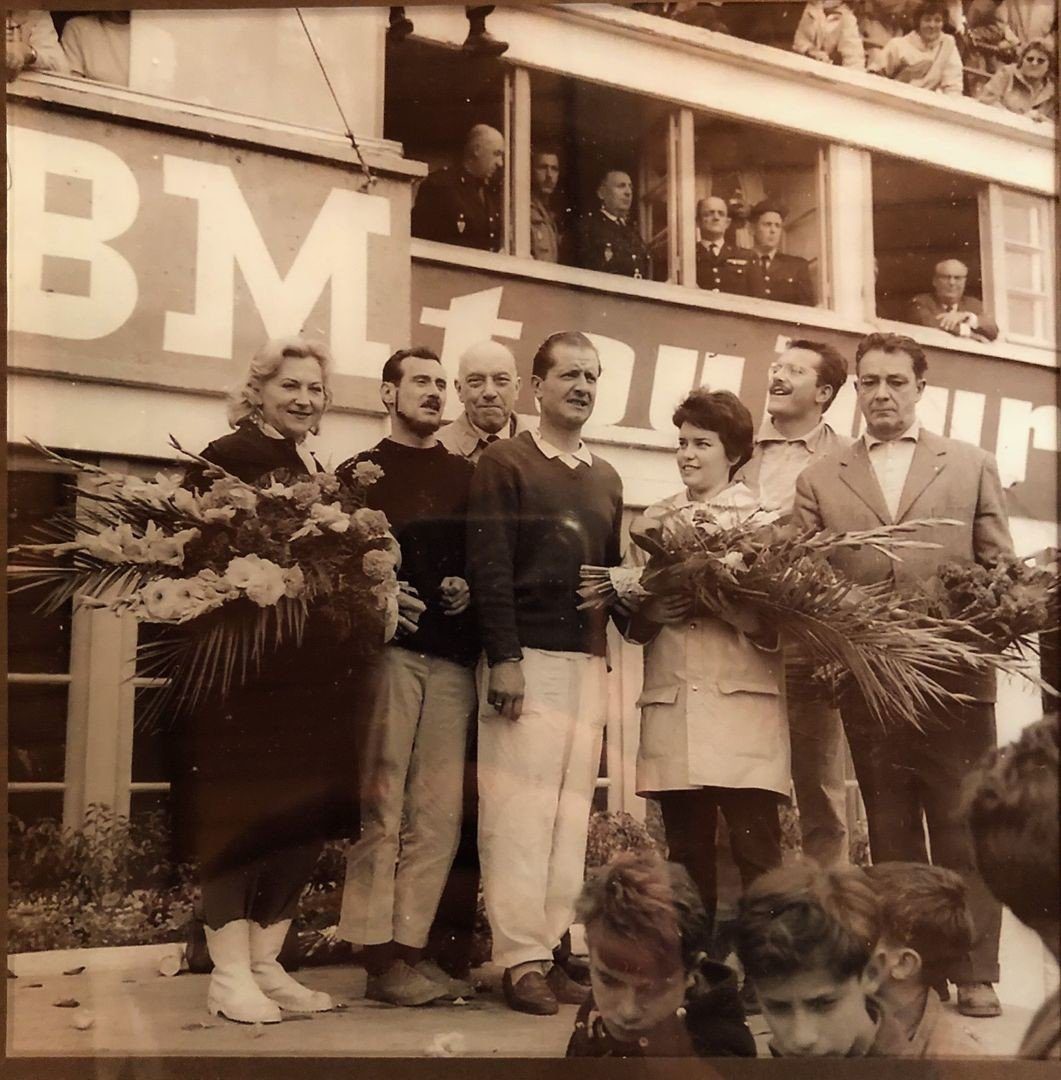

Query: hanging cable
<box><xmin>294</xmin><ymin>8</ymin><xmax>376</xmax><ymax>190</ymax></box>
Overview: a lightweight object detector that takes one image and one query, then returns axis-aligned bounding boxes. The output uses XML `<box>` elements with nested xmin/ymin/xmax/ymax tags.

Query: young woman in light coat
<box><xmin>621</xmin><ymin>389</ymin><xmax>790</xmax><ymax>933</ymax></box>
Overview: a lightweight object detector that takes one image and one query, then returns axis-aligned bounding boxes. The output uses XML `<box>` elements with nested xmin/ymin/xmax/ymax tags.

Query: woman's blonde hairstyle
<box><xmin>227</xmin><ymin>336</ymin><xmax>334</xmax><ymax>431</ymax></box>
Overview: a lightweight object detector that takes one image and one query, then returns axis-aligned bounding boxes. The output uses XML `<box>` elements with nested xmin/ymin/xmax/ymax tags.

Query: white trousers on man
<box><xmin>338</xmin><ymin>646</ymin><xmax>476</xmax><ymax>949</ymax></box>
<box><xmin>478</xmin><ymin>647</ymin><xmax>608</xmax><ymax>970</ymax></box>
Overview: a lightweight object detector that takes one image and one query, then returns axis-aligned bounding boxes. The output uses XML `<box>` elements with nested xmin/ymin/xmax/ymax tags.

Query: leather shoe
<box><xmin>956</xmin><ymin>982</ymin><xmax>1002</xmax><ymax>1018</ymax></box>
<box><xmin>502</xmin><ymin>968</ymin><xmax>558</xmax><ymax>1016</ymax></box>
<box><xmin>546</xmin><ymin>962</ymin><xmax>591</xmax><ymax>1005</ymax></box>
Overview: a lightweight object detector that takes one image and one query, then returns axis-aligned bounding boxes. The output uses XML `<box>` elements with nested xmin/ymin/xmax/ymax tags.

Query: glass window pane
<box><xmin>133</xmin><ymin>688</ymin><xmax>178</xmax><ymax>783</ymax></box>
<box><xmin>1005</xmin><ymin>247</ymin><xmax>1039</xmax><ymax>292</ymax></box>
<box><xmin>1008</xmin><ymin>295</ymin><xmax>1039</xmax><ymax>338</ymax></box>
<box><xmin>8</xmin><ymin>683</ymin><xmax>68</xmax><ymax>782</ymax></box>
<box><xmin>1002</xmin><ymin>199</ymin><xmax>1034</xmax><ymax>246</ymax></box>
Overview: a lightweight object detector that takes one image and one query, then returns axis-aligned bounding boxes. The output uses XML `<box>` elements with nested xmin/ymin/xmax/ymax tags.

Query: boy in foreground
<box><xmin>566</xmin><ymin>852</ymin><xmax>756</xmax><ymax>1058</ymax></box>
<box><xmin>866</xmin><ymin>862</ymin><xmax>983</xmax><ymax>1056</ymax></box>
<box><xmin>735</xmin><ymin>860</ymin><xmax>908</xmax><ymax>1056</ymax></box>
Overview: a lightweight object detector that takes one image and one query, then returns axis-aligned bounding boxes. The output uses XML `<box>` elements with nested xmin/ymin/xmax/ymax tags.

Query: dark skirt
<box><xmin>171</xmin><ymin>631</ymin><xmax>380</xmax><ymax>873</ymax></box>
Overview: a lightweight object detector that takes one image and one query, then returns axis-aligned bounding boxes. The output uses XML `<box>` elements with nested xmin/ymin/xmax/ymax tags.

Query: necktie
<box><xmin>761</xmin><ymin>254</ymin><xmax>771</xmax><ymax>269</ymax></box>
<box><xmin>478</xmin><ymin>434</ymin><xmax>500</xmax><ymax>454</ymax></box>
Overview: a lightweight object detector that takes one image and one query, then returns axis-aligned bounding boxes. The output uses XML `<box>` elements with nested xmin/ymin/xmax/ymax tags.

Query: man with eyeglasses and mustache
<box><xmin>467</xmin><ymin>331</ymin><xmax>623</xmax><ymax>1016</ymax></box>
<box><xmin>793</xmin><ymin>331</ymin><xmax>1013</xmax><ymax>1021</ymax></box>
<box><xmin>738</xmin><ymin>340</ymin><xmax>853</xmax><ymax>875</ymax></box>
<box><xmin>335</xmin><ymin>348</ymin><xmax>480</xmax><ymax>1007</ymax></box>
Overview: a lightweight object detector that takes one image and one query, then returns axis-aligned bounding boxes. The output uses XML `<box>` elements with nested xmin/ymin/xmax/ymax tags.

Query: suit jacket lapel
<box><xmin>838</xmin><ymin>440</ymin><xmax>891</xmax><ymax>525</ymax></box>
<box><xmin>896</xmin><ymin>432</ymin><xmax>948</xmax><ymax>522</ymax></box>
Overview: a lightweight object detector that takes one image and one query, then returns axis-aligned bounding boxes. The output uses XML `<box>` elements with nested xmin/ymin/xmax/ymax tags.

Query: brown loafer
<box><xmin>546</xmin><ymin>962</ymin><xmax>591</xmax><ymax>1005</ymax></box>
<box><xmin>956</xmin><ymin>982</ymin><xmax>1001</xmax><ymax>1018</ymax></box>
<box><xmin>502</xmin><ymin>968</ymin><xmax>558</xmax><ymax>1016</ymax></box>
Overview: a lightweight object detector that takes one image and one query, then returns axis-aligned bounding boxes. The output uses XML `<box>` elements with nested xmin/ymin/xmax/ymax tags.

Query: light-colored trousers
<box><xmin>788</xmin><ymin>691</ymin><xmax>850</xmax><ymax>868</ymax></box>
<box><xmin>338</xmin><ymin>646</ymin><xmax>476</xmax><ymax>949</ymax></box>
<box><xmin>478</xmin><ymin>647</ymin><xmax>607</xmax><ymax>970</ymax></box>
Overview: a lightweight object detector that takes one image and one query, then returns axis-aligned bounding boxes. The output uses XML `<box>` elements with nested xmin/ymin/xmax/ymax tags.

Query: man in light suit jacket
<box><xmin>908</xmin><ymin>259</ymin><xmax>999</xmax><ymax>342</ymax></box>
<box><xmin>793</xmin><ymin>331</ymin><xmax>1013</xmax><ymax>1021</ymax></box>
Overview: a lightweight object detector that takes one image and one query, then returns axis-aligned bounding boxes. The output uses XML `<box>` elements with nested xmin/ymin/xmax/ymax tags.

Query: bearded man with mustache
<box><xmin>335</xmin><ymin>347</ymin><xmax>480</xmax><ymax>1007</ymax></box>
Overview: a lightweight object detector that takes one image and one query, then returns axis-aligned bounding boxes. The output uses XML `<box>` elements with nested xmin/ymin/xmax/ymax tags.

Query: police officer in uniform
<box><xmin>412</xmin><ymin>124</ymin><xmax>504</xmax><ymax>252</ymax></box>
<box><xmin>746</xmin><ymin>201</ymin><xmax>816</xmax><ymax>307</ymax></box>
<box><xmin>568</xmin><ymin>169</ymin><xmax>651</xmax><ymax>279</ymax></box>
<box><xmin>694</xmin><ymin>196</ymin><xmax>754</xmax><ymax>295</ymax></box>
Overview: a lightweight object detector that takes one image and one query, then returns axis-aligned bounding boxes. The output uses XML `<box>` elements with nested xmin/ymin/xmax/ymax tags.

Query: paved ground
<box><xmin>6</xmin><ymin>945</ymin><xmax>1041</xmax><ymax>1058</ymax></box>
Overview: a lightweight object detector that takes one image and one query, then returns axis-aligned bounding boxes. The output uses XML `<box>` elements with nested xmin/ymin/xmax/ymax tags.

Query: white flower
<box><xmin>721</xmin><ymin>551</ymin><xmax>746</xmax><ymax>571</ymax></box>
<box><xmin>282</xmin><ymin>565</ymin><xmax>306</xmax><ymax>598</ymax></box>
<box><xmin>362</xmin><ymin>548</ymin><xmax>398</xmax><ymax>583</ymax></box>
<box><xmin>353</xmin><ymin>461</ymin><xmax>384</xmax><ymax>486</ymax></box>
<box><xmin>141</xmin><ymin>522</ymin><xmax>200</xmax><ymax>567</ymax></box>
<box><xmin>308</xmin><ymin>501</ymin><xmax>351</xmax><ymax>534</ymax></box>
<box><xmin>223</xmin><ymin>554</ymin><xmax>288</xmax><ymax>607</ymax></box>
<box><xmin>138</xmin><ymin>578</ymin><xmax>216</xmax><ymax>622</ymax></box>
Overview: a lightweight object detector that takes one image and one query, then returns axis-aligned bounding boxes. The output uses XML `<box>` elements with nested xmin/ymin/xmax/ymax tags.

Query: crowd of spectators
<box><xmin>639</xmin><ymin>0</ymin><xmax>1056</xmax><ymax>119</ymax></box>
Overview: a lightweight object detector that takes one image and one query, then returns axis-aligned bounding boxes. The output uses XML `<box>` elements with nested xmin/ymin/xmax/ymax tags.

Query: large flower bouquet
<box><xmin>912</xmin><ymin>553</ymin><xmax>1058</xmax><ymax>655</ymax></box>
<box><xmin>580</xmin><ymin>505</ymin><xmax>1031</xmax><ymax>727</ymax></box>
<box><xmin>8</xmin><ymin>440</ymin><xmax>401</xmax><ymax>721</ymax></box>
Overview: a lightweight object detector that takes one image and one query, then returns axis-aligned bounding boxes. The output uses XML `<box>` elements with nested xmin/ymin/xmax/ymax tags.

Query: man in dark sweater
<box><xmin>335</xmin><ymin>347</ymin><xmax>479</xmax><ymax>1008</ymax></box>
<box><xmin>468</xmin><ymin>331</ymin><xmax>624</xmax><ymax>1016</ymax></box>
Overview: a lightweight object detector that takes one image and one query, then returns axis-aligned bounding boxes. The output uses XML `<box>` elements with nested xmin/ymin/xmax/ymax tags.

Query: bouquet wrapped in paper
<box><xmin>580</xmin><ymin>504</ymin><xmax>1032</xmax><ymax>728</ymax></box>
<box><xmin>8</xmin><ymin>440</ymin><xmax>402</xmax><ymax>719</ymax></box>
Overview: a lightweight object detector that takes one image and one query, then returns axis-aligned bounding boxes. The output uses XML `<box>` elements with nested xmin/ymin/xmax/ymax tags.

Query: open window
<box><xmin>692</xmin><ymin>115</ymin><xmax>823</xmax><ymax>304</ymax></box>
<box><xmin>530</xmin><ymin>70</ymin><xmax>674</xmax><ymax>281</ymax></box>
<box><xmin>872</xmin><ymin>156</ymin><xmax>986</xmax><ymax>327</ymax></box>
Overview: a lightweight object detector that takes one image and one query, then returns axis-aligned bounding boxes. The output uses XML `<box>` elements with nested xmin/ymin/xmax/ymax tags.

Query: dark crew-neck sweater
<box><xmin>338</xmin><ymin>439</ymin><xmax>478</xmax><ymax>667</ymax></box>
<box><xmin>467</xmin><ymin>431</ymin><xmax>623</xmax><ymax>663</ymax></box>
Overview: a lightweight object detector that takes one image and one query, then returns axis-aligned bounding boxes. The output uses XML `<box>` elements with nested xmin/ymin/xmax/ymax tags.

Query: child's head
<box><xmin>964</xmin><ymin>714</ymin><xmax>1059</xmax><ymax>960</ymax></box>
<box><xmin>576</xmin><ymin>852</ymin><xmax>709</xmax><ymax>1043</ymax></box>
<box><xmin>736</xmin><ymin>860</ymin><xmax>883</xmax><ymax>1057</ymax></box>
<box><xmin>864</xmin><ymin>862</ymin><xmax>973</xmax><ymax>1003</ymax></box>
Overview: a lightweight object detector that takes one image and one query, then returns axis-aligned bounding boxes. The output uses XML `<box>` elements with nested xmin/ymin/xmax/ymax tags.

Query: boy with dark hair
<box><xmin>566</xmin><ymin>852</ymin><xmax>756</xmax><ymax>1058</ymax></box>
<box><xmin>965</xmin><ymin>714</ymin><xmax>1060</xmax><ymax>1059</ymax></box>
<box><xmin>735</xmin><ymin>859</ymin><xmax>910</xmax><ymax>1056</ymax></box>
<box><xmin>865</xmin><ymin>862</ymin><xmax>983</xmax><ymax>1056</ymax></box>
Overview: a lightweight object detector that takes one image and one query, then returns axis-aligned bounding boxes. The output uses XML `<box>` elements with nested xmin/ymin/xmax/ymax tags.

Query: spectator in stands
<box><xmin>868</xmin><ymin>1</ymin><xmax>963</xmax><ymax>95</ymax></box>
<box><xmin>388</xmin><ymin>6</ymin><xmax>508</xmax><ymax>56</ymax></box>
<box><xmin>859</xmin><ymin>0</ymin><xmax>917</xmax><ymax>67</ymax></box>
<box><xmin>908</xmin><ymin>259</ymin><xmax>999</xmax><ymax>341</ymax></box>
<box><xmin>746</xmin><ymin>202</ymin><xmax>816</xmax><ymax>306</ymax></box>
<box><xmin>793</xmin><ymin>0</ymin><xmax>866</xmax><ymax>69</ymax></box>
<box><xmin>411</xmin><ymin>124</ymin><xmax>503</xmax><ymax>252</ymax></box>
<box><xmin>960</xmin><ymin>0</ymin><xmax>1021</xmax><ymax>94</ymax></box>
<box><xmin>61</xmin><ymin>11</ymin><xmax>130</xmax><ymax>86</ymax></box>
<box><xmin>530</xmin><ymin>148</ymin><xmax>565</xmax><ymax>264</ymax></box>
<box><xmin>6</xmin><ymin>10</ymin><xmax>68</xmax><ymax>81</ymax></box>
<box><xmin>694</xmin><ymin>196</ymin><xmax>754</xmax><ymax>295</ymax></box>
<box><xmin>965</xmin><ymin>714</ymin><xmax>1059</xmax><ymax>1059</ymax></box>
<box><xmin>735</xmin><ymin>860</ymin><xmax>911</xmax><ymax>1056</ymax></box>
<box><xmin>865</xmin><ymin>863</ymin><xmax>983</xmax><ymax>1056</ymax></box>
<box><xmin>637</xmin><ymin>1</ymin><xmax>730</xmax><ymax>34</ymax></box>
<box><xmin>566</xmin><ymin>852</ymin><xmax>756</xmax><ymax>1058</ymax></box>
<box><xmin>979</xmin><ymin>37</ymin><xmax>1057</xmax><ymax>119</ymax></box>
<box><xmin>569</xmin><ymin>169</ymin><xmax>651</xmax><ymax>279</ymax></box>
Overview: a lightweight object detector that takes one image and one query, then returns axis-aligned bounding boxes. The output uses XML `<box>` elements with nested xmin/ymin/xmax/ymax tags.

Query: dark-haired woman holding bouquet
<box><xmin>620</xmin><ymin>389</ymin><xmax>789</xmax><ymax>936</ymax></box>
<box><xmin>177</xmin><ymin>337</ymin><xmax>412</xmax><ymax>1024</ymax></box>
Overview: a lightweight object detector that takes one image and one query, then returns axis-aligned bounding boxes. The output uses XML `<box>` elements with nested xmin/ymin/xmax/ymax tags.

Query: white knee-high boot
<box><xmin>250</xmin><ymin>920</ymin><xmax>333</xmax><ymax>1012</ymax></box>
<box><xmin>204</xmin><ymin>919</ymin><xmax>282</xmax><ymax>1024</ymax></box>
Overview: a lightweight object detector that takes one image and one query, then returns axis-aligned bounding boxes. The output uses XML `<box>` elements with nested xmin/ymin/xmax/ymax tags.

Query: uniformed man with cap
<box><xmin>412</xmin><ymin>124</ymin><xmax>504</xmax><ymax>252</ymax></box>
<box><xmin>746</xmin><ymin>201</ymin><xmax>816</xmax><ymax>307</ymax></box>
<box><xmin>568</xmin><ymin>169</ymin><xmax>651</xmax><ymax>279</ymax></box>
<box><xmin>695</xmin><ymin>196</ymin><xmax>755</xmax><ymax>296</ymax></box>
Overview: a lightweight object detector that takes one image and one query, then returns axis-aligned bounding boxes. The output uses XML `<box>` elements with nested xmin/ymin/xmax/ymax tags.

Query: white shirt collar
<box><xmin>531</xmin><ymin>429</ymin><xmax>593</xmax><ymax>468</ymax></box>
<box><xmin>865</xmin><ymin>419</ymin><xmax>921</xmax><ymax>450</ymax></box>
<box><xmin>756</xmin><ymin>417</ymin><xmax>829</xmax><ymax>448</ymax></box>
<box><xmin>600</xmin><ymin>207</ymin><xmax>627</xmax><ymax>226</ymax></box>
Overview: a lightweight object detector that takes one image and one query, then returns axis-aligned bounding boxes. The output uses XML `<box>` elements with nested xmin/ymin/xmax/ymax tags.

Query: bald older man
<box><xmin>909</xmin><ymin>259</ymin><xmax>999</xmax><ymax>342</ymax></box>
<box><xmin>439</xmin><ymin>341</ymin><xmax>530</xmax><ymax>463</ymax></box>
<box><xmin>411</xmin><ymin>124</ymin><xmax>504</xmax><ymax>251</ymax></box>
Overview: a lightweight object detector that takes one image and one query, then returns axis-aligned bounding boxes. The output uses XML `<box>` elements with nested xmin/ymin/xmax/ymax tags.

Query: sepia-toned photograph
<box><xmin>4</xmin><ymin>0</ymin><xmax>1058</xmax><ymax>1068</ymax></box>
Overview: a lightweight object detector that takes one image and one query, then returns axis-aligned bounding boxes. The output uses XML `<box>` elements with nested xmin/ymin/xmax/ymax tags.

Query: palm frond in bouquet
<box><xmin>8</xmin><ymin>439</ymin><xmax>401</xmax><ymax>725</ymax></box>
<box><xmin>580</xmin><ymin>509</ymin><xmax>1030</xmax><ymax>728</ymax></box>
